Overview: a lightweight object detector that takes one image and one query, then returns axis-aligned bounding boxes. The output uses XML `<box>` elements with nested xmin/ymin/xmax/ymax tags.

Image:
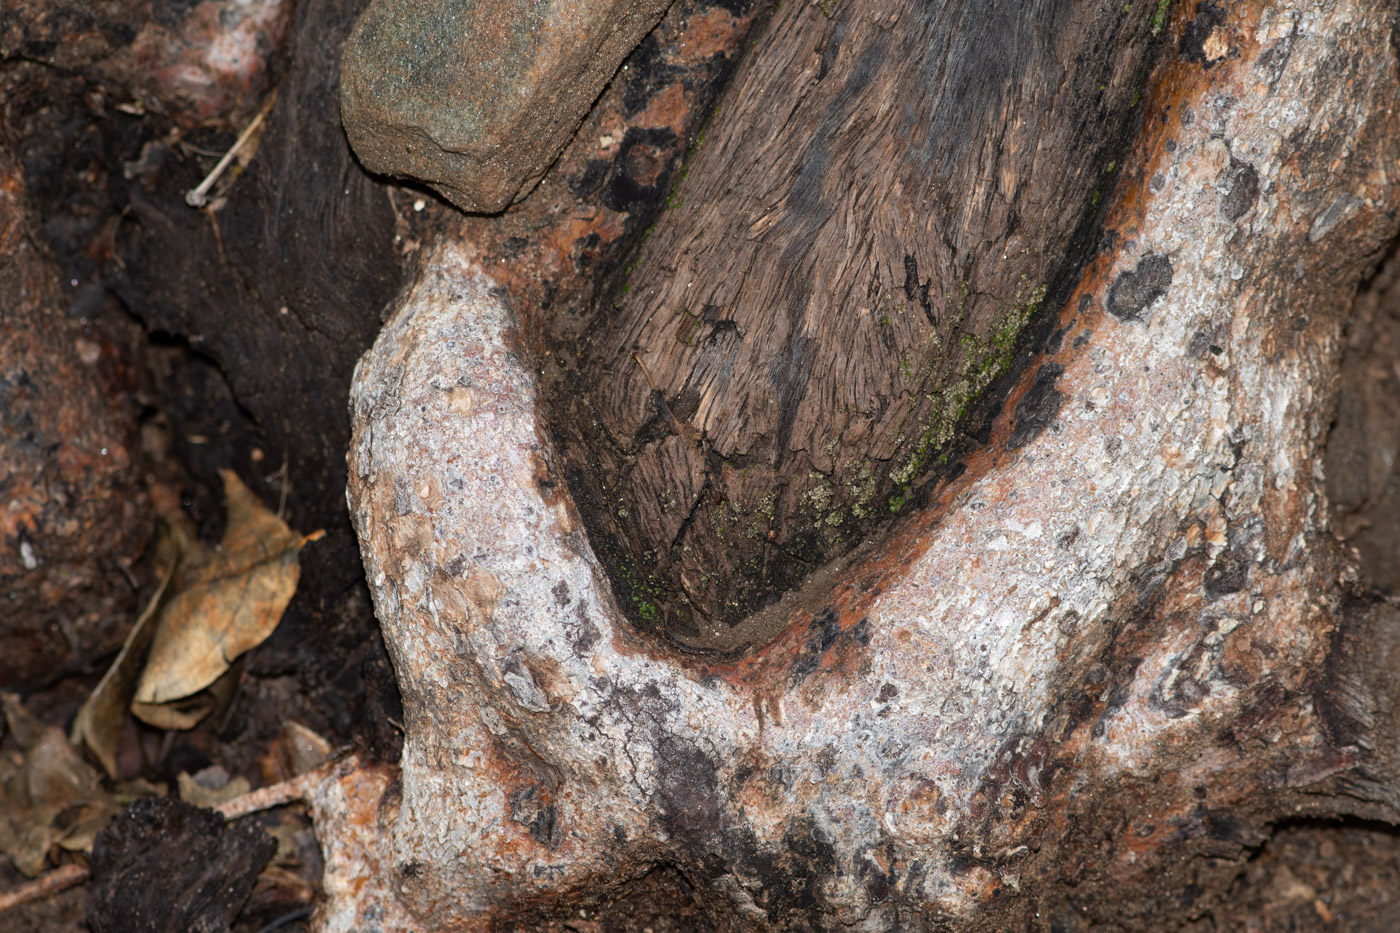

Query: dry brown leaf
<box><xmin>131</xmin><ymin>659</ymin><xmax>242</xmax><ymax>731</ymax></box>
<box><xmin>55</xmin><ymin>802</ymin><xmax>116</xmax><ymax>854</ymax></box>
<box><xmin>134</xmin><ymin>470</ymin><xmax>323</xmax><ymax>710</ymax></box>
<box><xmin>71</xmin><ymin>559</ymin><xmax>177</xmax><ymax>778</ymax></box>
<box><xmin>283</xmin><ymin>720</ymin><xmax>333</xmax><ymax>776</ymax></box>
<box><xmin>130</xmin><ymin>692</ymin><xmax>219</xmax><ymax>731</ymax></box>
<box><xmin>0</xmin><ymin>695</ymin><xmax>123</xmax><ymax>877</ymax></box>
<box><xmin>177</xmin><ymin>766</ymin><xmax>252</xmax><ymax>809</ymax></box>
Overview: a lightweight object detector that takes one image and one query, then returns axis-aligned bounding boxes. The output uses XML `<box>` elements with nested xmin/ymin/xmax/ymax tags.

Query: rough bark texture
<box><xmin>341</xmin><ymin>0</ymin><xmax>675</xmax><ymax>213</ymax></box>
<box><xmin>322</xmin><ymin>1</ymin><xmax>1400</xmax><ymax>930</ymax></box>
<box><xmin>0</xmin><ymin>149</ymin><xmax>149</xmax><ymax>689</ymax></box>
<box><xmin>555</xmin><ymin>0</ymin><xmax>1170</xmax><ymax>648</ymax></box>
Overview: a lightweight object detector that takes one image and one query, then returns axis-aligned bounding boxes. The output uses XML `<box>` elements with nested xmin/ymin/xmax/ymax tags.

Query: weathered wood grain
<box><xmin>555</xmin><ymin>0</ymin><xmax>1168</xmax><ymax>649</ymax></box>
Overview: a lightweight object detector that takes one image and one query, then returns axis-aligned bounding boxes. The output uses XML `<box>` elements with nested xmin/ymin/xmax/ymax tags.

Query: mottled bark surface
<box><xmin>555</xmin><ymin>0</ymin><xmax>1168</xmax><ymax>647</ymax></box>
<box><xmin>325</xmin><ymin>1</ymin><xmax>1400</xmax><ymax>930</ymax></box>
<box><xmin>0</xmin><ymin>150</ymin><xmax>148</xmax><ymax>689</ymax></box>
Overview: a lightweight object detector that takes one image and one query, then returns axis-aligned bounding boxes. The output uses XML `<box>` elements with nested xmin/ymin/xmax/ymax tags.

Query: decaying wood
<box><xmin>556</xmin><ymin>0</ymin><xmax>1168</xmax><ymax>647</ymax></box>
<box><xmin>327</xmin><ymin>1</ymin><xmax>1400</xmax><ymax>929</ymax></box>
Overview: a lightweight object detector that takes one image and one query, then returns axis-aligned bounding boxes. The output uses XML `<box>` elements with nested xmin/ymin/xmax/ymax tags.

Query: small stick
<box><xmin>185</xmin><ymin>93</ymin><xmax>277</xmax><ymax>208</ymax></box>
<box><xmin>0</xmin><ymin>863</ymin><xmax>89</xmax><ymax>914</ymax></box>
<box><xmin>215</xmin><ymin>766</ymin><xmax>327</xmax><ymax>821</ymax></box>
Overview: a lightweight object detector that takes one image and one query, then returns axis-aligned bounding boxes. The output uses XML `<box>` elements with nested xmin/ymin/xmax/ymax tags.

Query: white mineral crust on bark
<box><xmin>322</xmin><ymin>1</ymin><xmax>1397</xmax><ymax>928</ymax></box>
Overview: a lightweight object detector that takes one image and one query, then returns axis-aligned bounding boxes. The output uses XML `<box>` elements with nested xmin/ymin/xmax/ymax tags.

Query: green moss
<box><xmin>847</xmin><ymin>465</ymin><xmax>876</xmax><ymax>519</ymax></box>
<box><xmin>889</xmin><ymin>282</ymin><xmax>1046</xmax><ymax>490</ymax></box>
<box><xmin>614</xmin><ymin>553</ymin><xmax>671</xmax><ymax>623</ymax></box>
<box><xmin>802</xmin><ymin>473</ymin><xmax>834</xmax><ymax>513</ymax></box>
<box><xmin>709</xmin><ymin>505</ymin><xmax>728</xmax><ymax>540</ymax></box>
<box><xmin>1152</xmin><ymin>0</ymin><xmax>1171</xmax><ymax>36</ymax></box>
<box><xmin>818</xmin><ymin>0</ymin><xmax>839</xmax><ymax>16</ymax></box>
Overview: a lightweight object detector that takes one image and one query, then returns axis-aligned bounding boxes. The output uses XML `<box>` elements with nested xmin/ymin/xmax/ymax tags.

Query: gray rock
<box><xmin>340</xmin><ymin>0</ymin><xmax>674</xmax><ymax>213</ymax></box>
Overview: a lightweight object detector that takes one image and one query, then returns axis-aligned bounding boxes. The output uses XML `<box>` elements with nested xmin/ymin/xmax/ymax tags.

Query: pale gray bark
<box><xmin>310</xmin><ymin>2</ymin><xmax>1400</xmax><ymax>929</ymax></box>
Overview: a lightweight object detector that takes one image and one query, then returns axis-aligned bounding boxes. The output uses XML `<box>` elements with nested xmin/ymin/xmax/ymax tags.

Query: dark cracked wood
<box><xmin>551</xmin><ymin>0</ymin><xmax>1172</xmax><ymax>650</ymax></box>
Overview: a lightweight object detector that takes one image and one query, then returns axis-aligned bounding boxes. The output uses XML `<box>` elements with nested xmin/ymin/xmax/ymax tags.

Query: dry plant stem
<box><xmin>0</xmin><ymin>863</ymin><xmax>89</xmax><ymax>915</ymax></box>
<box><xmin>184</xmin><ymin>93</ymin><xmax>276</xmax><ymax>208</ymax></box>
<box><xmin>329</xmin><ymin>1</ymin><xmax>1400</xmax><ymax>929</ymax></box>
<box><xmin>215</xmin><ymin>766</ymin><xmax>329</xmax><ymax>821</ymax></box>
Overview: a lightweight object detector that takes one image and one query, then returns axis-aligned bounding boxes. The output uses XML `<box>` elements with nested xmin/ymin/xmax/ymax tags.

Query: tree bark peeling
<box><xmin>325</xmin><ymin>1</ymin><xmax>1400</xmax><ymax>930</ymax></box>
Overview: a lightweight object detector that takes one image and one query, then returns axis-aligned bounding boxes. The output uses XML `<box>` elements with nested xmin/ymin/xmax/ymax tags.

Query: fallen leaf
<box><xmin>282</xmin><ymin>720</ymin><xmax>333</xmax><ymax>776</ymax></box>
<box><xmin>130</xmin><ymin>692</ymin><xmax>218</xmax><ymax>731</ymax></box>
<box><xmin>177</xmin><ymin>766</ymin><xmax>252</xmax><ymax>809</ymax></box>
<box><xmin>71</xmin><ymin>559</ymin><xmax>177</xmax><ymax>778</ymax></box>
<box><xmin>134</xmin><ymin>470</ymin><xmax>322</xmax><ymax>712</ymax></box>
<box><xmin>0</xmin><ymin>694</ymin><xmax>128</xmax><ymax>877</ymax></box>
<box><xmin>132</xmin><ymin>660</ymin><xmax>241</xmax><ymax>731</ymax></box>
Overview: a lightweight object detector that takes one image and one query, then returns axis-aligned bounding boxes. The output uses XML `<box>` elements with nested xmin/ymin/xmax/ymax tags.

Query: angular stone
<box><xmin>340</xmin><ymin>0</ymin><xmax>674</xmax><ymax>213</ymax></box>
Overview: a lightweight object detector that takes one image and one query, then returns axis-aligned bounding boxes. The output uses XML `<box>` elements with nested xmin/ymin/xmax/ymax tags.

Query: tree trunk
<box><xmin>7</xmin><ymin>0</ymin><xmax>1400</xmax><ymax>929</ymax></box>
<box><xmin>321</xmin><ymin>0</ymin><xmax>1400</xmax><ymax>930</ymax></box>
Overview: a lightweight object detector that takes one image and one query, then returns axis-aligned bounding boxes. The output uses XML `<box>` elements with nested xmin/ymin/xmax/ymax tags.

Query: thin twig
<box><xmin>215</xmin><ymin>767</ymin><xmax>325</xmax><ymax>821</ymax></box>
<box><xmin>185</xmin><ymin>92</ymin><xmax>277</xmax><ymax>208</ymax></box>
<box><xmin>0</xmin><ymin>863</ymin><xmax>89</xmax><ymax>914</ymax></box>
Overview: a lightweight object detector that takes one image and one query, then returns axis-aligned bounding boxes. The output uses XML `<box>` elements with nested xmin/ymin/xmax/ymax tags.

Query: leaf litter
<box><xmin>3</xmin><ymin>468</ymin><xmax>322</xmax><ymax>891</ymax></box>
